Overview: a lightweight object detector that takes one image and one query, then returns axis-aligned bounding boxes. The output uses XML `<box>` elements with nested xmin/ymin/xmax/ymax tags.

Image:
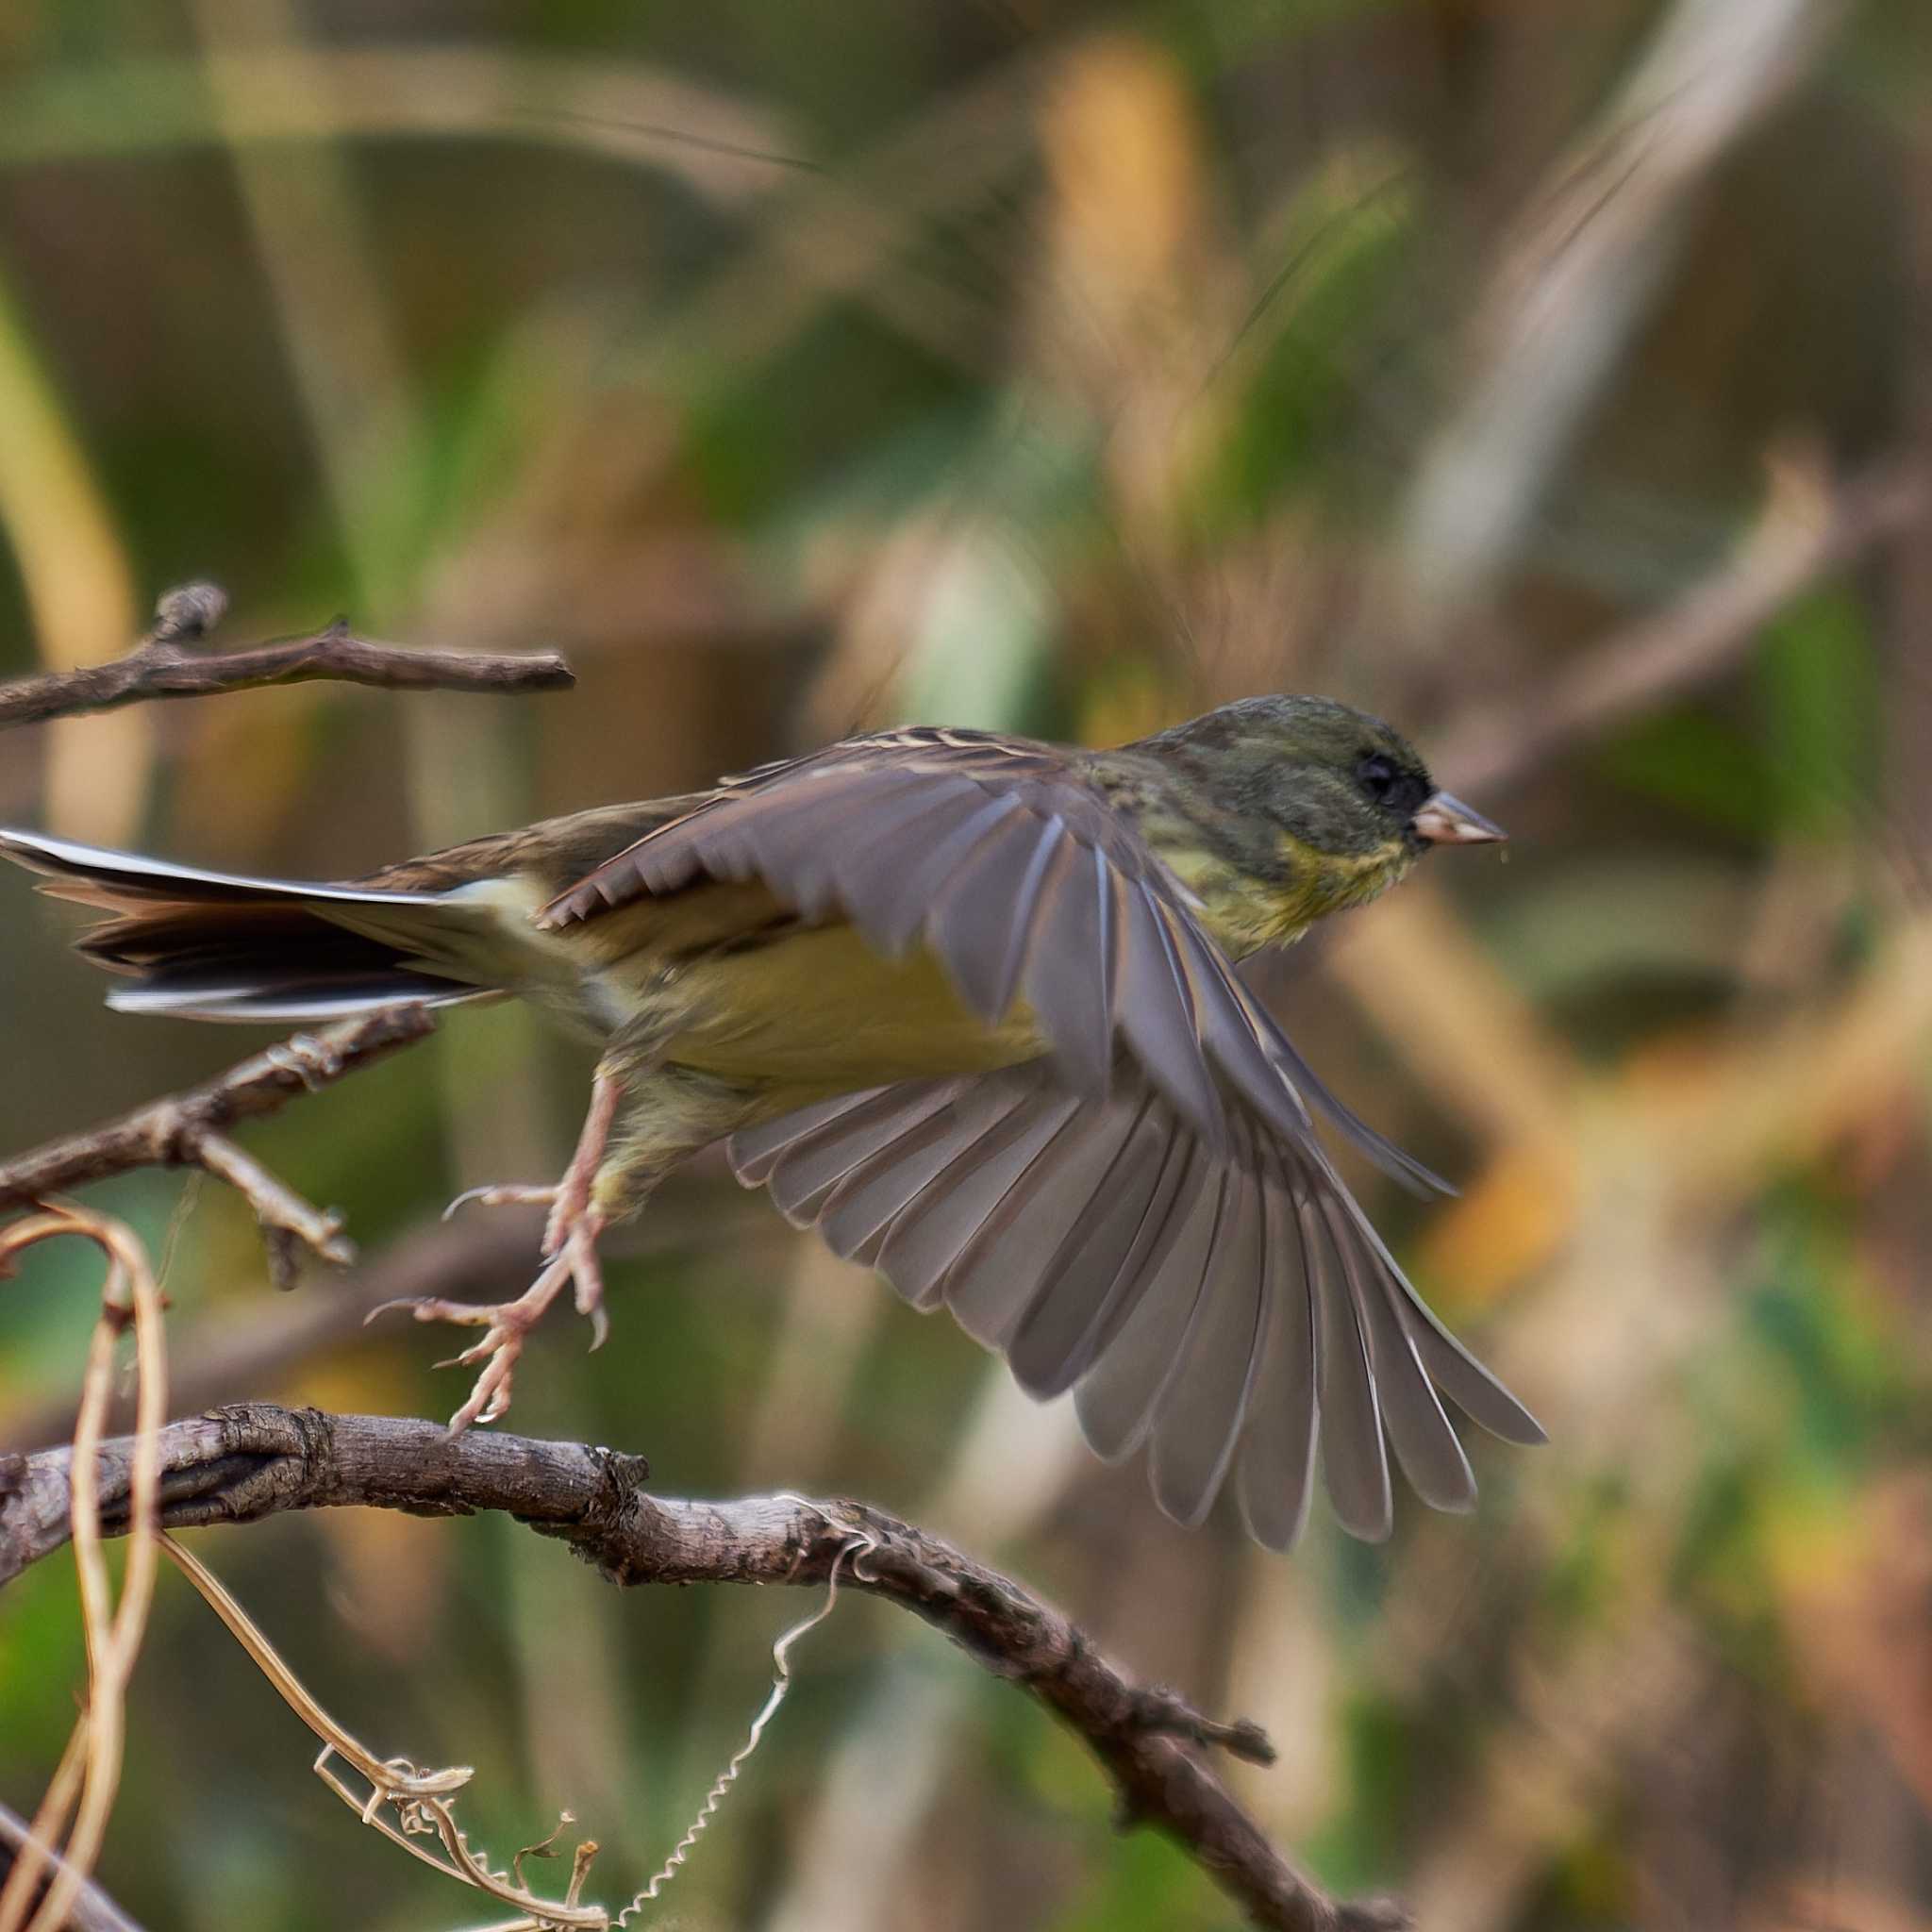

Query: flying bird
<box><xmin>1</xmin><ymin>693</ymin><xmax>1541</xmax><ymax>1546</ymax></box>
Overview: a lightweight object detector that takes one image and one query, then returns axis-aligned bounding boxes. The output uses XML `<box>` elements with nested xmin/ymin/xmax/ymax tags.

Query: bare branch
<box><xmin>0</xmin><ymin>581</ymin><xmax>575</xmax><ymax>730</ymax></box>
<box><xmin>0</xmin><ymin>1406</ymin><xmax>1405</xmax><ymax>1932</ymax></box>
<box><xmin>0</xmin><ymin>1009</ymin><xmax>435</xmax><ymax>1274</ymax></box>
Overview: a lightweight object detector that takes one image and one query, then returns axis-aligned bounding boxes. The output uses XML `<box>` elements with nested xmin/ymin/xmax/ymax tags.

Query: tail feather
<box><xmin>0</xmin><ymin>827</ymin><xmax>450</xmax><ymax>908</ymax></box>
<box><xmin>0</xmin><ymin>827</ymin><xmax>496</xmax><ymax>1023</ymax></box>
<box><xmin>107</xmin><ymin>974</ymin><xmax>490</xmax><ymax>1022</ymax></box>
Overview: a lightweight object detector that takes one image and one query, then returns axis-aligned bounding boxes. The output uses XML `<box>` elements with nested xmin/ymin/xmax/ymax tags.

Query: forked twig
<box><xmin>0</xmin><ymin>1009</ymin><xmax>437</xmax><ymax>1282</ymax></box>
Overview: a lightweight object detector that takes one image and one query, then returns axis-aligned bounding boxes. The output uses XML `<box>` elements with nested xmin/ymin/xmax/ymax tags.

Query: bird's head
<box><xmin>1124</xmin><ymin>694</ymin><xmax>1504</xmax><ymax>937</ymax></box>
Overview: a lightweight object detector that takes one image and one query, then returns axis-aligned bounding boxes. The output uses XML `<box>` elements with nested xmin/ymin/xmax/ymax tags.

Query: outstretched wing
<box><xmin>538</xmin><ymin>728</ymin><xmax>1446</xmax><ymax>1193</ymax></box>
<box><xmin>726</xmin><ymin>1064</ymin><xmax>1542</xmax><ymax>1545</ymax></box>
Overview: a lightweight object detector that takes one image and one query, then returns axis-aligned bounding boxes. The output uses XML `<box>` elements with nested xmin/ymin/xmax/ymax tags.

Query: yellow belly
<box><xmin>650</xmin><ymin>921</ymin><xmax>1048</xmax><ymax>1088</ymax></box>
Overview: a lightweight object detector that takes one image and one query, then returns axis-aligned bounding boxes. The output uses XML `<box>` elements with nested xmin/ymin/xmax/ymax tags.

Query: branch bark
<box><xmin>0</xmin><ymin>1405</ymin><xmax>1405</xmax><ymax>1932</ymax></box>
<box><xmin>0</xmin><ymin>1803</ymin><xmax>145</xmax><ymax>1932</ymax></box>
<box><xmin>0</xmin><ymin>581</ymin><xmax>574</xmax><ymax>729</ymax></box>
<box><xmin>0</xmin><ymin>1008</ymin><xmax>435</xmax><ymax>1279</ymax></box>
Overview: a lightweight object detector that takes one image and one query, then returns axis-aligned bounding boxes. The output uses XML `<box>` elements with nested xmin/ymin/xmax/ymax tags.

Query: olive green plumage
<box><xmin>0</xmin><ymin>692</ymin><xmax>1536</xmax><ymax>1548</ymax></box>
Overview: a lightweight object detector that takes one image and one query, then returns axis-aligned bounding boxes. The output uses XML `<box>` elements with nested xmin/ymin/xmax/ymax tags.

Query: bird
<box><xmin>1</xmin><ymin>693</ymin><xmax>1541</xmax><ymax>1547</ymax></box>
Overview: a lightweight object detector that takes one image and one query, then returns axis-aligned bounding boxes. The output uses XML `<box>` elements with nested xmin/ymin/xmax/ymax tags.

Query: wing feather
<box><xmin>736</xmin><ymin>1059</ymin><xmax>1538</xmax><ymax>1544</ymax></box>
<box><xmin>1235</xmin><ymin>1149</ymin><xmax>1320</xmax><ymax>1551</ymax></box>
<box><xmin>1306</xmin><ymin>1186</ymin><xmax>1394</xmax><ymax>1541</ymax></box>
<box><xmin>589</xmin><ymin>732</ymin><xmax>1539</xmax><ymax>1543</ymax></box>
<box><xmin>1068</xmin><ymin>1147</ymin><xmax>1224</xmax><ymax>1463</ymax></box>
<box><xmin>873</xmin><ymin>1084</ymin><xmax>1084</xmax><ymax>1308</ymax></box>
<box><xmin>726</xmin><ymin>1088</ymin><xmax>891</xmax><ymax>1186</ymax></box>
<box><xmin>1346</xmin><ymin>1224</ymin><xmax>1477</xmax><ymax>1513</ymax></box>
<box><xmin>1113</xmin><ymin>888</ymin><xmax>1228</xmax><ymax>1150</ymax></box>
<box><xmin>1147</xmin><ymin>1127</ymin><xmax>1270</xmax><ymax>1527</ymax></box>
<box><xmin>926</xmin><ymin>812</ymin><xmax>1063</xmax><ymax>1022</ymax></box>
<box><xmin>1004</xmin><ymin>1092</ymin><xmax>1185</xmax><ymax>1397</ymax></box>
<box><xmin>940</xmin><ymin>1101</ymin><xmax>1128</xmax><ymax>1349</ymax></box>
<box><xmin>1015</xmin><ymin>837</ymin><xmax>1117</xmax><ymax>1093</ymax></box>
<box><xmin>763</xmin><ymin>1082</ymin><xmax>958</xmax><ymax>1224</ymax></box>
<box><xmin>840</xmin><ymin>789</ymin><xmax>1027</xmax><ymax>958</ymax></box>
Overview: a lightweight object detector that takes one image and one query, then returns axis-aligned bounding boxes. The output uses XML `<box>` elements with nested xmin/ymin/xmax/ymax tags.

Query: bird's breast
<box><xmin>1154</xmin><ymin>833</ymin><xmax>1417</xmax><ymax>954</ymax></box>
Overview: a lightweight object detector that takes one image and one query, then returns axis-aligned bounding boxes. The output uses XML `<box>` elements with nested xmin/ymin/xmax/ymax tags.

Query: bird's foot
<box><xmin>371</xmin><ymin>1202</ymin><xmax>608</xmax><ymax>1432</ymax></box>
<box><xmin>385</xmin><ymin>1064</ymin><xmax>625</xmax><ymax>1429</ymax></box>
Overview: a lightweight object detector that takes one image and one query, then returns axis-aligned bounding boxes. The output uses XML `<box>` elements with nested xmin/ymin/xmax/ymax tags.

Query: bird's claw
<box><xmin>265</xmin><ymin>1031</ymin><xmax>346</xmax><ymax>1092</ymax></box>
<box><xmin>441</xmin><ymin>1181</ymin><xmax>558</xmax><ymax>1224</ymax></box>
<box><xmin>369</xmin><ymin>1208</ymin><xmax>607</xmax><ymax>1431</ymax></box>
<box><xmin>438</xmin><ymin>1180</ymin><xmax>587</xmax><ymax>1267</ymax></box>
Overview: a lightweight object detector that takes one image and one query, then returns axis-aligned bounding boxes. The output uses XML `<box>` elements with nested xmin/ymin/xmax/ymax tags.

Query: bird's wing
<box><xmin>726</xmin><ymin>1063</ymin><xmax>1543</xmax><ymax>1544</ymax></box>
<box><xmin>538</xmin><ymin>728</ymin><xmax>1445</xmax><ymax>1191</ymax></box>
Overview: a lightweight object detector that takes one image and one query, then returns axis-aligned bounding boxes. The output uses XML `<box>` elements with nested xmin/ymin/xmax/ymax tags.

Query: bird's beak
<box><xmin>1413</xmin><ymin>791</ymin><xmax>1507</xmax><ymax>845</ymax></box>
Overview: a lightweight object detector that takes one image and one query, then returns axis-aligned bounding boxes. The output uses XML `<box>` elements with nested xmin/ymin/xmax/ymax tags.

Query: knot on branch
<box><xmin>151</xmin><ymin>581</ymin><xmax>230</xmax><ymax>645</ymax></box>
<box><xmin>541</xmin><ymin>1441</ymin><xmax>652</xmax><ymax>1569</ymax></box>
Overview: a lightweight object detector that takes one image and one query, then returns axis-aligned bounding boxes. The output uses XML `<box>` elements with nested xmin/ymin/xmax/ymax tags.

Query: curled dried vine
<box><xmin>0</xmin><ymin>1207</ymin><xmax>166</xmax><ymax>1932</ymax></box>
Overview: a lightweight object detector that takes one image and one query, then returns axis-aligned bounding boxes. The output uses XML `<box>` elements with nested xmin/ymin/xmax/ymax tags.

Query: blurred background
<box><xmin>3</xmin><ymin>1</ymin><xmax>1931</xmax><ymax>1927</ymax></box>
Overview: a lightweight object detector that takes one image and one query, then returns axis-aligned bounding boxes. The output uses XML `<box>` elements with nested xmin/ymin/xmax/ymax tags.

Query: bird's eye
<box><xmin>1357</xmin><ymin>752</ymin><xmax>1399</xmax><ymax>803</ymax></box>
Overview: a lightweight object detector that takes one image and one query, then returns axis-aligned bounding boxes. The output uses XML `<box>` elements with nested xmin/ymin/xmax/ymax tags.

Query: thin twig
<box><xmin>0</xmin><ymin>1009</ymin><xmax>435</xmax><ymax>1275</ymax></box>
<box><xmin>0</xmin><ymin>580</ymin><xmax>574</xmax><ymax>730</ymax></box>
<box><xmin>0</xmin><ymin>1406</ymin><xmax>1404</xmax><ymax>1932</ymax></box>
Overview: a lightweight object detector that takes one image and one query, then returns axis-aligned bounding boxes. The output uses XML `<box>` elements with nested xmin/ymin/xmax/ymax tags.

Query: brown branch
<box><xmin>0</xmin><ymin>1009</ymin><xmax>435</xmax><ymax>1279</ymax></box>
<box><xmin>0</xmin><ymin>1405</ymin><xmax>1405</xmax><ymax>1932</ymax></box>
<box><xmin>1435</xmin><ymin>454</ymin><xmax>1929</xmax><ymax>800</ymax></box>
<box><xmin>0</xmin><ymin>581</ymin><xmax>575</xmax><ymax>729</ymax></box>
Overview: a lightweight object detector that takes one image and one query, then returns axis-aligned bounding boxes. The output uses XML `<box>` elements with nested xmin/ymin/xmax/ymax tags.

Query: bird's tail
<box><xmin>0</xmin><ymin>828</ymin><xmax>505</xmax><ymax>1023</ymax></box>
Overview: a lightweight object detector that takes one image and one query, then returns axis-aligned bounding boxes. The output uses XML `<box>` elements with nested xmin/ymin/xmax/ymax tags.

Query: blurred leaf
<box><xmin>1753</xmin><ymin>584</ymin><xmax>1879</xmax><ymax>837</ymax></box>
<box><xmin>1300</xmin><ymin>1692</ymin><xmax>1412</xmax><ymax>1893</ymax></box>
<box><xmin>1594</xmin><ymin>704</ymin><xmax>1775</xmax><ymax>838</ymax></box>
<box><xmin>1051</xmin><ymin>1824</ymin><xmax>1224</xmax><ymax>1932</ymax></box>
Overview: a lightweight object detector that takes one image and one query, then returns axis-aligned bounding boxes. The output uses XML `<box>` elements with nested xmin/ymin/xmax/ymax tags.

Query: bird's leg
<box><xmin>373</xmin><ymin>1065</ymin><xmax>625</xmax><ymax>1432</ymax></box>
